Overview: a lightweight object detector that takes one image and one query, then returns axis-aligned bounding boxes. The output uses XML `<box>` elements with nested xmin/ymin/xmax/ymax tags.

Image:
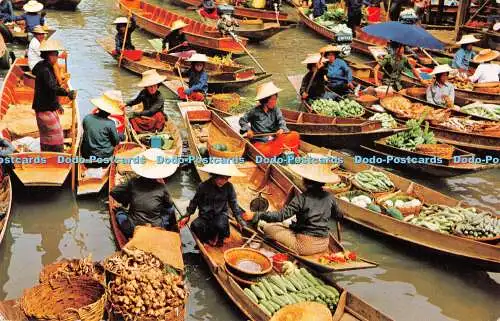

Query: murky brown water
<box><xmin>0</xmin><ymin>0</ymin><xmax>499</xmax><ymax>320</ymax></box>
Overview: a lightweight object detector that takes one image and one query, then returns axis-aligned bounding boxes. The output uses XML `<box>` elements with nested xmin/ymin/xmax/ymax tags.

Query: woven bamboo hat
<box><xmin>137</xmin><ymin>69</ymin><xmax>167</xmax><ymax>87</ymax></box>
<box><xmin>255</xmin><ymin>81</ymin><xmax>282</xmax><ymax>100</ymax></box>
<box><xmin>23</xmin><ymin>0</ymin><xmax>43</xmax><ymax>12</ymax></box>
<box><xmin>270</xmin><ymin>302</ymin><xmax>332</xmax><ymax>321</ymax></box>
<box><xmin>186</xmin><ymin>53</ymin><xmax>209</xmax><ymax>62</ymax></box>
<box><xmin>301</xmin><ymin>53</ymin><xmax>321</xmax><ymax>64</ymax></box>
<box><xmin>199</xmin><ymin>162</ymin><xmax>245</xmax><ymax>177</ymax></box>
<box><xmin>171</xmin><ymin>19</ymin><xmax>188</xmax><ymax>31</ymax></box>
<box><xmin>112</xmin><ymin>17</ymin><xmax>128</xmax><ymax>24</ymax></box>
<box><xmin>456</xmin><ymin>34</ymin><xmax>481</xmax><ymax>45</ymax></box>
<box><xmin>90</xmin><ymin>90</ymin><xmax>123</xmax><ymax>115</ymax></box>
<box><xmin>320</xmin><ymin>44</ymin><xmax>341</xmax><ymax>54</ymax></box>
<box><xmin>430</xmin><ymin>64</ymin><xmax>453</xmax><ymax>75</ymax></box>
<box><xmin>131</xmin><ymin>148</ymin><xmax>179</xmax><ymax>179</ymax></box>
<box><xmin>32</xmin><ymin>25</ymin><xmax>48</xmax><ymax>34</ymax></box>
<box><xmin>39</xmin><ymin>39</ymin><xmax>65</xmax><ymax>52</ymax></box>
<box><xmin>287</xmin><ymin>162</ymin><xmax>340</xmax><ymax>184</ymax></box>
<box><xmin>473</xmin><ymin>49</ymin><xmax>500</xmax><ymax>63</ymax></box>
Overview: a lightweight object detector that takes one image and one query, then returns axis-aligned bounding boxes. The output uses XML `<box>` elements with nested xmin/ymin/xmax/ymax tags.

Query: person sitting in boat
<box><xmin>300</xmin><ymin>53</ymin><xmax>339</xmax><ymax>102</ymax></box>
<box><xmin>452</xmin><ymin>35</ymin><xmax>480</xmax><ymax>75</ymax></box>
<box><xmin>239</xmin><ymin>81</ymin><xmax>300</xmax><ymax>158</ymax></box>
<box><xmin>374</xmin><ymin>41</ymin><xmax>425</xmax><ymax>91</ymax></box>
<box><xmin>126</xmin><ymin>69</ymin><xmax>168</xmax><ymax>134</ymax></box>
<box><xmin>198</xmin><ymin>0</ymin><xmax>219</xmax><ymax>21</ymax></box>
<box><xmin>426</xmin><ymin>64</ymin><xmax>455</xmax><ymax>108</ymax></box>
<box><xmin>111</xmin><ymin>148</ymin><xmax>178</xmax><ymax>239</ymax></box>
<box><xmin>12</xmin><ymin>0</ymin><xmax>45</xmax><ymax>33</ymax></box>
<box><xmin>321</xmin><ymin>45</ymin><xmax>354</xmax><ymax>97</ymax></box>
<box><xmin>183</xmin><ymin>163</ymin><xmax>248</xmax><ymax>247</ymax></box>
<box><xmin>469</xmin><ymin>49</ymin><xmax>500</xmax><ymax>84</ymax></box>
<box><xmin>162</xmin><ymin>19</ymin><xmax>189</xmax><ymax>54</ymax></box>
<box><xmin>81</xmin><ymin>91</ymin><xmax>122</xmax><ymax>166</ymax></box>
<box><xmin>247</xmin><ymin>164</ymin><xmax>342</xmax><ymax>256</ymax></box>
<box><xmin>346</xmin><ymin>0</ymin><xmax>363</xmax><ymax>37</ymax></box>
<box><xmin>32</xmin><ymin>39</ymin><xmax>76</xmax><ymax>152</ymax></box>
<box><xmin>27</xmin><ymin>25</ymin><xmax>47</xmax><ymax>70</ymax></box>
<box><xmin>113</xmin><ymin>16</ymin><xmax>136</xmax><ymax>54</ymax></box>
<box><xmin>0</xmin><ymin>0</ymin><xmax>14</xmax><ymax>23</ymax></box>
<box><xmin>176</xmin><ymin>53</ymin><xmax>209</xmax><ymax>101</ymax></box>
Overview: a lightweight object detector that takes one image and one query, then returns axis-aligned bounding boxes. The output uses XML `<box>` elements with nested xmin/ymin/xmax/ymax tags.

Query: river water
<box><xmin>0</xmin><ymin>0</ymin><xmax>499</xmax><ymax>320</ymax></box>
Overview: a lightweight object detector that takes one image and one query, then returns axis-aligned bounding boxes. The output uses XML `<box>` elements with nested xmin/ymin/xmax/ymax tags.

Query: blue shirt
<box><xmin>185</xmin><ymin>70</ymin><xmax>208</xmax><ymax>95</ymax></box>
<box><xmin>313</xmin><ymin>0</ymin><xmax>326</xmax><ymax>17</ymax></box>
<box><xmin>325</xmin><ymin>58</ymin><xmax>353</xmax><ymax>88</ymax></box>
<box><xmin>452</xmin><ymin>48</ymin><xmax>476</xmax><ymax>70</ymax></box>
<box><xmin>13</xmin><ymin>13</ymin><xmax>44</xmax><ymax>32</ymax></box>
<box><xmin>239</xmin><ymin>106</ymin><xmax>288</xmax><ymax>142</ymax></box>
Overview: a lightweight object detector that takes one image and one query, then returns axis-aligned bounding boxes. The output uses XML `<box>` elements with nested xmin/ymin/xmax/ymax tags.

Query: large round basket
<box><xmin>224</xmin><ymin>248</ymin><xmax>273</xmax><ymax>277</ymax></box>
<box><xmin>323</xmin><ymin>174</ymin><xmax>352</xmax><ymax>194</ymax></box>
<box><xmin>402</xmin><ymin>87</ymin><xmax>427</xmax><ymax>100</ymax></box>
<box><xmin>21</xmin><ymin>277</ymin><xmax>106</xmax><ymax>321</ymax></box>
<box><xmin>212</xmin><ymin>93</ymin><xmax>240</xmax><ymax>112</ymax></box>
<box><xmin>103</xmin><ymin>251</ymin><xmax>164</xmax><ymax>279</ymax></box>
<box><xmin>415</xmin><ymin>144</ymin><xmax>454</xmax><ymax>159</ymax></box>
<box><xmin>376</xmin><ymin>191</ymin><xmax>423</xmax><ymax>217</ymax></box>
<box><xmin>39</xmin><ymin>259</ymin><xmax>105</xmax><ymax>285</ymax></box>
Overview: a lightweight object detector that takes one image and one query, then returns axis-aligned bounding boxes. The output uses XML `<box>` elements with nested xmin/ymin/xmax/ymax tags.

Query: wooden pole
<box><xmin>336</xmin><ymin>221</ymin><xmax>342</xmax><ymax>242</ymax></box>
<box><xmin>454</xmin><ymin>0</ymin><xmax>469</xmax><ymax>41</ymax></box>
<box><xmin>465</xmin><ymin>0</ymin><xmax>490</xmax><ymax>26</ymax></box>
<box><xmin>70</xmin><ymin>91</ymin><xmax>77</xmax><ymax>192</ymax></box>
<box><xmin>229</xmin><ymin>31</ymin><xmax>266</xmax><ymax>73</ymax></box>
<box><xmin>118</xmin><ymin>10</ymin><xmax>132</xmax><ymax>68</ymax></box>
<box><xmin>422</xmin><ymin>49</ymin><xmax>439</xmax><ymax>65</ymax></box>
<box><xmin>304</xmin><ymin>55</ymin><xmax>323</xmax><ymax>96</ymax></box>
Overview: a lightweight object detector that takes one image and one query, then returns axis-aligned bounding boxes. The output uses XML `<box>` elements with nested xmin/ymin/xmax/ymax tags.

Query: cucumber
<box><xmin>269</xmin><ymin>282</ymin><xmax>285</xmax><ymax>295</ymax></box>
<box><xmin>251</xmin><ymin>284</ymin><xmax>266</xmax><ymax>301</ymax></box>
<box><xmin>285</xmin><ymin>293</ymin><xmax>298</xmax><ymax>304</ymax></box>
<box><xmin>244</xmin><ymin>288</ymin><xmax>259</xmax><ymax>304</ymax></box>
<box><xmin>281</xmin><ymin>275</ymin><xmax>297</xmax><ymax>292</ymax></box>
<box><xmin>270</xmin><ymin>275</ymin><xmax>287</xmax><ymax>293</ymax></box>
<box><xmin>268</xmin><ymin>301</ymin><xmax>281</xmax><ymax>311</ymax></box>
<box><xmin>299</xmin><ymin>268</ymin><xmax>320</xmax><ymax>286</ymax></box>
<box><xmin>291</xmin><ymin>293</ymin><xmax>304</xmax><ymax>303</ymax></box>
<box><xmin>287</xmin><ymin>275</ymin><xmax>303</xmax><ymax>290</ymax></box>
<box><xmin>323</xmin><ymin>285</ymin><xmax>340</xmax><ymax>298</ymax></box>
<box><xmin>261</xmin><ymin>300</ymin><xmax>276</xmax><ymax>313</ymax></box>
<box><xmin>317</xmin><ymin>286</ymin><xmax>334</xmax><ymax>299</ymax></box>
<box><xmin>258</xmin><ymin>304</ymin><xmax>272</xmax><ymax>317</ymax></box>
<box><xmin>262</xmin><ymin>279</ymin><xmax>276</xmax><ymax>297</ymax></box>
<box><xmin>295</xmin><ymin>271</ymin><xmax>313</xmax><ymax>288</ymax></box>
<box><xmin>280</xmin><ymin>294</ymin><xmax>293</xmax><ymax>305</ymax></box>
<box><xmin>271</xmin><ymin>295</ymin><xmax>286</xmax><ymax>308</ymax></box>
<box><xmin>387</xmin><ymin>207</ymin><xmax>404</xmax><ymax>220</ymax></box>
<box><xmin>258</xmin><ymin>283</ymin><xmax>271</xmax><ymax>300</ymax></box>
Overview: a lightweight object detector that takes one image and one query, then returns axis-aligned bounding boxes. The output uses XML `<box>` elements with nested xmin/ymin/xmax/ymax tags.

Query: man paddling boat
<box><xmin>162</xmin><ymin>19</ymin><xmax>189</xmax><ymax>54</ymax></box>
<box><xmin>113</xmin><ymin>16</ymin><xmax>136</xmax><ymax>54</ymax></box>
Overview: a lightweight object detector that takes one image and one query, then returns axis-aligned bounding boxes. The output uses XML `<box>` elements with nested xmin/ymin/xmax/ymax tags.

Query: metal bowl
<box><xmin>223</xmin><ymin>248</ymin><xmax>273</xmax><ymax>276</ymax></box>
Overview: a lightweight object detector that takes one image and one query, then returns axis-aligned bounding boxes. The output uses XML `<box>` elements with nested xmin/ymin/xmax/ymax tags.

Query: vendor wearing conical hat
<box><xmin>176</xmin><ymin>53</ymin><xmax>209</xmax><ymax>101</ymax></box>
<box><xmin>452</xmin><ymin>34</ymin><xmax>480</xmax><ymax>73</ymax></box>
<box><xmin>469</xmin><ymin>49</ymin><xmax>500</xmax><ymax>84</ymax></box>
<box><xmin>426</xmin><ymin>64</ymin><xmax>455</xmax><ymax>108</ymax></box>
<box><xmin>126</xmin><ymin>69</ymin><xmax>168</xmax><ymax>134</ymax></box>
<box><xmin>239</xmin><ymin>81</ymin><xmax>300</xmax><ymax>158</ymax></box>
<box><xmin>111</xmin><ymin>148</ymin><xmax>179</xmax><ymax>239</ymax></box>
<box><xmin>81</xmin><ymin>91</ymin><xmax>122</xmax><ymax>165</ymax></box>
<box><xmin>162</xmin><ymin>19</ymin><xmax>189</xmax><ymax>54</ymax></box>
<box><xmin>320</xmin><ymin>45</ymin><xmax>355</xmax><ymax>96</ymax></box>
<box><xmin>247</xmin><ymin>163</ymin><xmax>342</xmax><ymax>256</ymax></box>
<box><xmin>27</xmin><ymin>25</ymin><xmax>48</xmax><ymax>70</ymax></box>
<box><xmin>12</xmin><ymin>0</ymin><xmax>45</xmax><ymax>33</ymax></box>
<box><xmin>183</xmin><ymin>162</ymin><xmax>248</xmax><ymax>247</ymax></box>
<box><xmin>112</xmin><ymin>15</ymin><xmax>136</xmax><ymax>54</ymax></box>
<box><xmin>300</xmin><ymin>53</ymin><xmax>339</xmax><ymax>102</ymax></box>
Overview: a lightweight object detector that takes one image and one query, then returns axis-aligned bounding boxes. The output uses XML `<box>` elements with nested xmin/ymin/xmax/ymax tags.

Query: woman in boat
<box><xmin>12</xmin><ymin>0</ymin><xmax>45</xmax><ymax>33</ymax></box>
<box><xmin>27</xmin><ymin>25</ymin><xmax>47</xmax><ymax>70</ymax></box>
<box><xmin>126</xmin><ymin>69</ymin><xmax>168</xmax><ymax>134</ymax></box>
<box><xmin>183</xmin><ymin>163</ymin><xmax>248</xmax><ymax>247</ymax></box>
<box><xmin>426</xmin><ymin>64</ymin><xmax>455</xmax><ymax>108</ymax></box>
<box><xmin>452</xmin><ymin>35</ymin><xmax>480</xmax><ymax>75</ymax></box>
<box><xmin>111</xmin><ymin>148</ymin><xmax>179</xmax><ymax>238</ymax></box>
<box><xmin>32</xmin><ymin>39</ymin><xmax>76</xmax><ymax>152</ymax></box>
<box><xmin>176</xmin><ymin>53</ymin><xmax>209</xmax><ymax>101</ymax></box>
<box><xmin>198</xmin><ymin>0</ymin><xmax>219</xmax><ymax>21</ymax></box>
<box><xmin>469</xmin><ymin>49</ymin><xmax>500</xmax><ymax>84</ymax></box>
<box><xmin>81</xmin><ymin>91</ymin><xmax>122</xmax><ymax>166</ymax></box>
<box><xmin>321</xmin><ymin>45</ymin><xmax>354</xmax><ymax>97</ymax></box>
<box><xmin>239</xmin><ymin>81</ymin><xmax>300</xmax><ymax>158</ymax></box>
<box><xmin>162</xmin><ymin>19</ymin><xmax>189</xmax><ymax>54</ymax></box>
<box><xmin>248</xmin><ymin>164</ymin><xmax>342</xmax><ymax>256</ymax></box>
<box><xmin>300</xmin><ymin>53</ymin><xmax>339</xmax><ymax>102</ymax></box>
<box><xmin>374</xmin><ymin>41</ymin><xmax>425</xmax><ymax>91</ymax></box>
<box><xmin>113</xmin><ymin>16</ymin><xmax>136</xmax><ymax>54</ymax></box>
<box><xmin>0</xmin><ymin>0</ymin><xmax>14</xmax><ymax>22</ymax></box>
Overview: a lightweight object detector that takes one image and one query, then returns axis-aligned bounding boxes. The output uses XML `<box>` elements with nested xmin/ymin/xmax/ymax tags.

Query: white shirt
<box><xmin>28</xmin><ymin>37</ymin><xmax>42</xmax><ymax>70</ymax></box>
<box><xmin>469</xmin><ymin>63</ymin><xmax>500</xmax><ymax>83</ymax></box>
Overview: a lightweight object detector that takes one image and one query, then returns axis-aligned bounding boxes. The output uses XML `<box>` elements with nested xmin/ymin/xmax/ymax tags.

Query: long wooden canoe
<box><xmin>76</xmin><ymin>145</ymin><xmax>112</xmax><ymax>196</ymax></box>
<box><xmin>0</xmin><ymin>58</ymin><xmax>81</xmax><ymax>188</ymax></box>
<box><xmin>12</xmin><ymin>0</ymin><xmax>81</xmax><ymax>10</ymax></box>
<box><xmin>98</xmin><ymin>37</ymin><xmax>271</xmax><ymax>92</ymax></box>
<box><xmin>4</xmin><ymin>23</ymin><xmax>56</xmax><ymax>44</ymax></box>
<box><xmin>0</xmin><ymin>174</ymin><xmax>12</xmax><ymax>247</ymax></box>
<box><xmin>183</xmin><ymin>107</ymin><xmax>376</xmax><ymax>272</ymax></box>
<box><xmin>118</xmin><ymin>0</ymin><xmax>247</xmax><ymax>55</ymax></box>
<box><xmin>188</xmin><ymin>219</ymin><xmax>392</xmax><ymax>321</ymax></box>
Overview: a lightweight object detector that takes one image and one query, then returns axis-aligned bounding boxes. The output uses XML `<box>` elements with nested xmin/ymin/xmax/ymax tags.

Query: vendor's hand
<box><xmin>57</xmin><ymin>106</ymin><xmax>64</xmax><ymax>115</ymax></box>
<box><xmin>178</xmin><ymin>216</ymin><xmax>190</xmax><ymax>229</ymax></box>
<box><xmin>347</xmin><ymin>82</ymin><xmax>355</xmax><ymax>90</ymax></box>
<box><xmin>67</xmin><ymin>90</ymin><xmax>76</xmax><ymax>100</ymax></box>
<box><xmin>182</xmin><ymin>41</ymin><xmax>188</xmax><ymax>46</ymax></box>
<box><xmin>301</xmin><ymin>92</ymin><xmax>308</xmax><ymax>100</ymax></box>
<box><xmin>276</xmin><ymin>129</ymin><xmax>284</xmax><ymax>136</ymax></box>
<box><xmin>244</xmin><ymin>130</ymin><xmax>254</xmax><ymax>138</ymax></box>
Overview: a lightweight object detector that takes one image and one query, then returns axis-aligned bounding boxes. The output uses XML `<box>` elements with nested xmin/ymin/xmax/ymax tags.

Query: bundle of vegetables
<box><xmin>353</xmin><ymin>170</ymin><xmax>395</xmax><ymax>193</ymax></box>
<box><xmin>106</xmin><ymin>248</ymin><xmax>186</xmax><ymax>320</ymax></box>
<box><xmin>45</xmin><ymin>255</ymin><xmax>103</xmax><ymax>283</ymax></box>
<box><xmin>243</xmin><ymin>268</ymin><xmax>340</xmax><ymax>317</ymax></box>
<box><xmin>449</xmin><ymin>78</ymin><xmax>474</xmax><ymax>90</ymax></box>
<box><xmin>314</xmin><ymin>8</ymin><xmax>347</xmax><ymax>28</ymax></box>
<box><xmin>208</xmin><ymin>54</ymin><xmax>235</xmax><ymax>67</ymax></box>
<box><xmin>328</xmin><ymin>23</ymin><xmax>352</xmax><ymax>35</ymax></box>
<box><xmin>386</xmin><ymin>119</ymin><xmax>436</xmax><ymax>151</ymax></box>
<box><xmin>338</xmin><ymin>190</ymin><xmax>377</xmax><ymax>210</ymax></box>
<box><xmin>461</xmin><ymin>105</ymin><xmax>500</xmax><ymax>121</ymax></box>
<box><xmin>369</xmin><ymin>113</ymin><xmax>398</xmax><ymax>129</ymax></box>
<box><xmin>434</xmin><ymin>117</ymin><xmax>500</xmax><ymax>135</ymax></box>
<box><xmin>318</xmin><ymin>251</ymin><xmax>357</xmax><ymax>265</ymax></box>
<box><xmin>453</xmin><ymin>211</ymin><xmax>499</xmax><ymax>239</ymax></box>
<box><xmin>311</xmin><ymin>98</ymin><xmax>364</xmax><ymax>117</ymax></box>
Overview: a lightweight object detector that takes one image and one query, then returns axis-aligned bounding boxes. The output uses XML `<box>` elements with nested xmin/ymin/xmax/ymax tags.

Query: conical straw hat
<box><xmin>301</xmin><ymin>53</ymin><xmax>321</xmax><ymax>64</ymax></box>
<box><xmin>39</xmin><ymin>39</ymin><xmax>65</xmax><ymax>52</ymax></box>
<box><xmin>112</xmin><ymin>17</ymin><xmax>128</xmax><ymax>24</ymax></box>
<box><xmin>136</xmin><ymin>69</ymin><xmax>167</xmax><ymax>87</ymax></box>
<box><xmin>429</xmin><ymin>64</ymin><xmax>453</xmax><ymax>75</ymax></box>
<box><xmin>32</xmin><ymin>25</ymin><xmax>48</xmax><ymax>34</ymax></box>
<box><xmin>198</xmin><ymin>162</ymin><xmax>245</xmax><ymax>177</ymax></box>
<box><xmin>456</xmin><ymin>34</ymin><xmax>481</xmax><ymax>45</ymax></box>
<box><xmin>23</xmin><ymin>0</ymin><xmax>43</xmax><ymax>12</ymax></box>
<box><xmin>287</xmin><ymin>162</ymin><xmax>340</xmax><ymax>184</ymax></box>
<box><xmin>320</xmin><ymin>44</ymin><xmax>341</xmax><ymax>54</ymax></box>
<box><xmin>131</xmin><ymin>148</ymin><xmax>179</xmax><ymax>179</ymax></box>
<box><xmin>472</xmin><ymin>49</ymin><xmax>500</xmax><ymax>64</ymax></box>
<box><xmin>270</xmin><ymin>302</ymin><xmax>332</xmax><ymax>321</ymax></box>
<box><xmin>171</xmin><ymin>19</ymin><xmax>188</xmax><ymax>31</ymax></box>
<box><xmin>90</xmin><ymin>90</ymin><xmax>123</xmax><ymax>115</ymax></box>
<box><xmin>255</xmin><ymin>81</ymin><xmax>282</xmax><ymax>100</ymax></box>
<box><xmin>186</xmin><ymin>53</ymin><xmax>209</xmax><ymax>62</ymax></box>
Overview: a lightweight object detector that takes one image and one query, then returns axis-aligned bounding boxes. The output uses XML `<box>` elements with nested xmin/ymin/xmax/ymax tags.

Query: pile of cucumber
<box><xmin>243</xmin><ymin>268</ymin><xmax>340</xmax><ymax>317</ymax></box>
<box><xmin>354</xmin><ymin>170</ymin><xmax>395</xmax><ymax>193</ymax></box>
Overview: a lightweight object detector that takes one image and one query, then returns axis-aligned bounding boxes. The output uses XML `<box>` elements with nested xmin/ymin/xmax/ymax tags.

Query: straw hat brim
<box><xmin>456</xmin><ymin>36</ymin><xmax>481</xmax><ymax>45</ymax></box>
<box><xmin>23</xmin><ymin>2</ymin><xmax>43</xmax><ymax>12</ymax></box>
<box><xmin>186</xmin><ymin>55</ymin><xmax>209</xmax><ymax>63</ymax></box>
<box><xmin>137</xmin><ymin>74</ymin><xmax>167</xmax><ymax>87</ymax></box>
<box><xmin>131</xmin><ymin>149</ymin><xmax>179</xmax><ymax>179</ymax></box>
<box><xmin>301</xmin><ymin>55</ymin><xmax>321</xmax><ymax>64</ymax></box>
<box><xmin>90</xmin><ymin>97</ymin><xmax>123</xmax><ymax>115</ymax></box>
<box><xmin>286</xmin><ymin>163</ymin><xmax>340</xmax><ymax>184</ymax></box>
<box><xmin>430</xmin><ymin>65</ymin><xmax>454</xmax><ymax>75</ymax></box>
<box><xmin>171</xmin><ymin>21</ymin><xmax>188</xmax><ymax>31</ymax></box>
<box><xmin>198</xmin><ymin>163</ymin><xmax>245</xmax><ymax>177</ymax></box>
<box><xmin>320</xmin><ymin>45</ymin><xmax>341</xmax><ymax>54</ymax></box>
<box><xmin>32</xmin><ymin>26</ymin><xmax>48</xmax><ymax>34</ymax></box>
<box><xmin>270</xmin><ymin>302</ymin><xmax>332</xmax><ymax>321</ymax></box>
<box><xmin>39</xmin><ymin>40</ymin><xmax>65</xmax><ymax>52</ymax></box>
<box><xmin>473</xmin><ymin>50</ymin><xmax>500</xmax><ymax>64</ymax></box>
<box><xmin>255</xmin><ymin>84</ymin><xmax>282</xmax><ymax>101</ymax></box>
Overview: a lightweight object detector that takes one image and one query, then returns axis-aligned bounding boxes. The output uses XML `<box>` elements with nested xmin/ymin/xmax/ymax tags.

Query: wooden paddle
<box><xmin>273</xmin><ymin>3</ymin><xmax>280</xmax><ymax>25</ymax></box>
<box><xmin>422</xmin><ymin>48</ymin><xmax>439</xmax><ymax>65</ymax></box>
<box><xmin>118</xmin><ymin>10</ymin><xmax>132</xmax><ymax>68</ymax></box>
<box><xmin>228</xmin><ymin>31</ymin><xmax>267</xmax><ymax>73</ymax></box>
<box><xmin>175</xmin><ymin>59</ymin><xmax>190</xmax><ymax>102</ymax></box>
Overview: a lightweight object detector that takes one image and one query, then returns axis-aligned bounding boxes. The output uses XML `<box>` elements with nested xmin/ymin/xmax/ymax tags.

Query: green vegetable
<box><xmin>262</xmin><ymin>279</ymin><xmax>276</xmax><ymax>297</ymax></box>
<box><xmin>354</xmin><ymin>170</ymin><xmax>395</xmax><ymax>193</ymax></box>
<box><xmin>387</xmin><ymin>207</ymin><xmax>404</xmax><ymax>220</ymax></box>
<box><xmin>260</xmin><ymin>300</ymin><xmax>276</xmax><ymax>313</ymax></box>
<box><xmin>251</xmin><ymin>284</ymin><xmax>266</xmax><ymax>301</ymax></box>
<box><xmin>212</xmin><ymin>143</ymin><xmax>228</xmax><ymax>151</ymax></box>
<box><xmin>258</xmin><ymin>303</ymin><xmax>272</xmax><ymax>317</ymax></box>
<box><xmin>244</xmin><ymin>288</ymin><xmax>259</xmax><ymax>304</ymax></box>
<box><xmin>367</xmin><ymin>203</ymin><xmax>382</xmax><ymax>213</ymax></box>
<box><xmin>386</xmin><ymin>118</ymin><xmax>436</xmax><ymax>151</ymax></box>
<box><xmin>368</xmin><ymin>112</ymin><xmax>398</xmax><ymax>129</ymax></box>
<box><xmin>257</xmin><ymin>283</ymin><xmax>271</xmax><ymax>300</ymax></box>
<box><xmin>311</xmin><ymin>98</ymin><xmax>364</xmax><ymax>118</ymax></box>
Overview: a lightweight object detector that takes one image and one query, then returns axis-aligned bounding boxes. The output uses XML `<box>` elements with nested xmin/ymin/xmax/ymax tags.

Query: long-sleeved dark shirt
<box><xmin>300</xmin><ymin>67</ymin><xmax>327</xmax><ymax>101</ymax></box>
<box><xmin>0</xmin><ymin>1</ymin><xmax>14</xmax><ymax>22</ymax></box>
<box><xmin>126</xmin><ymin>89</ymin><xmax>166</xmax><ymax>118</ymax></box>
<box><xmin>239</xmin><ymin>106</ymin><xmax>289</xmax><ymax>142</ymax></box>
<box><xmin>81</xmin><ymin>114</ymin><xmax>120</xmax><ymax>160</ymax></box>
<box><xmin>115</xmin><ymin>17</ymin><xmax>136</xmax><ymax>52</ymax></box>
<box><xmin>312</xmin><ymin>0</ymin><xmax>326</xmax><ymax>17</ymax></box>
<box><xmin>186</xmin><ymin>178</ymin><xmax>243</xmax><ymax>220</ymax></box>
<box><xmin>32</xmin><ymin>60</ymin><xmax>69</xmax><ymax>112</ymax></box>
<box><xmin>13</xmin><ymin>12</ymin><xmax>44</xmax><ymax>32</ymax></box>
<box><xmin>346</xmin><ymin>0</ymin><xmax>363</xmax><ymax>12</ymax></box>
<box><xmin>110</xmin><ymin>176</ymin><xmax>174</xmax><ymax>227</ymax></box>
<box><xmin>260</xmin><ymin>188</ymin><xmax>341</xmax><ymax>238</ymax></box>
<box><xmin>181</xmin><ymin>69</ymin><xmax>208</xmax><ymax>95</ymax></box>
<box><xmin>162</xmin><ymin>30</ymin><xmax>188</xmax><ymax>52</ymax></box>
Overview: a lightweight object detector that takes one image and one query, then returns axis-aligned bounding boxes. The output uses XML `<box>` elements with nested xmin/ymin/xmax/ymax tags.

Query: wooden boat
<box><xmin>118</xmin><ymin>0</ymin><xmax>247</xmax><ymax>55</ymax></box>
<box><xmin>188</xmin><ymin>219</ymin><xmax>392</xmax><ymax>321</ymax></box>
<box><xmin>0</xmin><ymin>174</ymin><xmax>12</xmax><ymax>247</ymax></box>
<box><xmin>0</xmin><ymin>58</ymin><xmax>81</xmax><ymax>188</ymax></box>
<box><xmin>0</xmin><ymin>34</ymin><xmax>10</xmax><ymax>69</ymax></box>
<box><xmin>183</xmin><ymin>107</ymin><xmax>377</xmax><ymax>272</ymax></box>
<box><xmin>98</xmin><ymin>37</ymin><xmax>271</xmax><ymax>92</ymax></box>
<box><xmin>3</xmin><ymin>23</ymin><xmax>56</xmax><ymax>44</ymax></box>
<box><xmin>12</xmin><ymin>0</ymin><xmax>81</xmax><ymax>10</ymax></box>
<box><xmin>76</xmin><ymin>147</ymin><xmax>112</xmax><ymax>196</ymax></box>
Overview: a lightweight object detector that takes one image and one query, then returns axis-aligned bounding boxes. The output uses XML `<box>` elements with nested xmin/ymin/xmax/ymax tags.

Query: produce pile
<box><xmin>318</xmin><ymin>251</ymin><xmax>357</xmax><ymax>265</ymax></box>
<box><xmin>386</xmin><ymin>119</ymin><xmax>436</xmax><ymax>151</ymax></box>
<box><xmin>243</xmin><ymin>266</ymin><xmax>340</xmax><ymax>317</ymax></box>
<box><xmin>449</xmin><ymin>78</ymin><xmax>474</xmax><ymax>90</ymax></box>
<box><xmin>381</xmin><ymin>96</ymin><xmax>450</xmax><ymax>121</ymax></box>
<box><xmin>454</xmin><ymin>211</ymin><xmax>500</xmax><ymax>239</ymax></box>
<box><xmin>382</xmin><ymin>197</ymin><xmax>422</xmax><ymax>210</ymax></box>
<box><xmin>339</xmin><ymin>192</ymin><xmax>373</xmax><ymax>209</ymax></box>
<box><xmin>314</xmin><ymin>8</ymin><xmax>347</xmax><ymax>28</ymax></box>
<box><xmin>105</xmin><ymin>248</ymin><xmax>186</xmax><ymax>320</ymax></box>
<box><xmin>434</xmin><ymin>117</ymin><xmax>500</xmax><ymax>136</ymax></box>
<box><xmin>48</xmin><ymin>255</ymin><xmax>103</xmax><ymax>282</ymax></box>
<box><xmin>353</xmin><ymin>170</ymin><xmax>395</xmax><ymax>193</ymax></box>
<box><xmin>369</xmin><ymin>113</ymin><xmax>398</xmax><ymax>129</ymax></box>
<box><xmin>208</xmin><ymin>54</ymin><xmax>235</xmax><ymax>67</ymax></box>
<box><xmin>325</xmin><ymin>180</ymin><xmax>348</xmax><ymax>191</ymax></box>
<box><xmin>460</xmin><ymin>105</ymin><xmax>500</xmax><ymax>121</ymax></box>
<box><xmin>311</xmin><ymin>98</ymin><xmax>364</xmax><ymax>117</ymax></box>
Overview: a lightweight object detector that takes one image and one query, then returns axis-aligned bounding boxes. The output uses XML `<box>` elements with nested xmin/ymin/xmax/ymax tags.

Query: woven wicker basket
<box><xmin>21</xmin><ymin>277</ymin><xmax>106</xmax><ymax>321</ymax></box>
<box><xmin>323</xmin><ymin>174</ymin><xmax>352</xmax><ymax>194</ymax></box>
<box><xmin>416</xmin><ymin>144</ymin><xmax>454</xmax><ymax>159</ymax></box>
<box><xmin>376</xmin><ymin>191</ymin><xmax>423</xmax><ymax>217</ymax></box>
<box><xmin>212</xmin><ymin>93</ymin><xmax>240</xmax><ymax>112</ymax></box>
<box><xmin>39</xmin><ymin>259</ymin><xmax>105</xmax><ymax>285</ymax></box>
